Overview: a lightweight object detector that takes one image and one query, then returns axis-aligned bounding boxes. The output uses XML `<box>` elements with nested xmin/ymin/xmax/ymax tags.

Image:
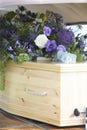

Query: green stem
<box><xmin>0</xmin><ymin>62</ymin><xmax>5</xmax><ymax>90</ymax></box>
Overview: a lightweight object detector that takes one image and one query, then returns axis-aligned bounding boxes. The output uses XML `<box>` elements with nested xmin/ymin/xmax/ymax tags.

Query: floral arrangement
<box><xmin>0</xmin><ymin>5</ymin><xmax>87</xmax><ymax>65</ymax></box>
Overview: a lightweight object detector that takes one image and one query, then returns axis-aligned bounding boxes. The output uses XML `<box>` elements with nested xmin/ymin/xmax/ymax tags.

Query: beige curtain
<box><xmin>0</xmin><ymin>3</ymin><xmax>87</xmax><ymax>23</ymax></box>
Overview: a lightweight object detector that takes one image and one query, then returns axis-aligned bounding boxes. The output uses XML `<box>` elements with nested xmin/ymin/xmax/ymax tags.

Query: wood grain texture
<box><xmin>0</xmin><ymin>61</ymin><xmax>87</xmax><ymax>126</ymax></box>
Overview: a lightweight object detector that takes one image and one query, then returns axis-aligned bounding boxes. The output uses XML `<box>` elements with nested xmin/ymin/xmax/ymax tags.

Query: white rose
<box><xmin>34</xmin><ymin>34</ymin><xmax>48</xmax><ymax>48</ymax></box>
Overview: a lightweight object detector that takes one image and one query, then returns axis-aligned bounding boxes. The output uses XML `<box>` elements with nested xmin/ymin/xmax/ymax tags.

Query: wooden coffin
<box><xmin>0</xmin><ymin>61</ymin><xmax>87</xmax><ymax>126</ymax></box>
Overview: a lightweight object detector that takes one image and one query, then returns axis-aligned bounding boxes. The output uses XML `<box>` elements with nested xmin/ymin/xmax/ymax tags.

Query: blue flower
<box><xmin>43</xmin><ymin>26</ymin><xmax>52</xmax><ymax>36</ymax></box>
<box><xmin>15</xmin><ymin>41</ymin><xmax>21</xmax><ymax>48</ymax></box>
<box><xmin>10</xmin><ymin>54</ymin><xmax>14</xmax><ymax>59</ymax></box>
<box><xmin>7</xmin><ymin>46</ymin><xmax>13</xmax><ymax>51</ymax></box>
<box><xmin>11</xmin><ymin>34</ymin><xmax>18</xmax><ymax>41</ymax></box>
<box><xmin>78</xmin><ymin>40</ymin><xmax>85</xmax><ymax>49</ymax></box>
<box><xmin>45</xmin><ymin>40</ymin><xmax>57</xmax><ymax>52</ymax></box>
<box><xmin>57</xmin><ymin>29</ymin><xmax>74</xmax><ymax>46</ymax></box>
<box><xmin>57</xmin><ymin>45</ymin><xmax>66</xmax><ymax>52</ymax></box>
<box><xmin>27</xmin><ymin>48</ymin><xmax>32</xmax><ymax>53</ymax></box>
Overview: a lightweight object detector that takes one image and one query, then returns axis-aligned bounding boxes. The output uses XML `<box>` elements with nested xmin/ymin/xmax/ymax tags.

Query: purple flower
<box><xmin>11</xmin><ymin>34</ymin><xmax>18</xmax><ymax>41</ymax></box>
<box><xmin>45</xmin><ymin>40</ymin><xmax>57</xmax><ymax>52</ymax></box>
<box><xmin>24</xmin><ymin>42</ymin><xmax>28</xmax><ymax>46</ymax></box>
<box><xmin>57</xmin><ymin>29</ymin><xmax>74</xmax><ymax>46</ymax></box>
<box><xmin>57</xmin><ymin>45</ymin><xmax>66</xmax><ymax>52</ymax></box>
<box><xmin>78</xmin><ymin>40</ymin><xmax>84</xmax><ymax>49</ymax></box>
<box><xmin>0</xmin><ymin>29</ymin><xmax>11</xmax><ymax>37</ymax></box>
<box><xmin>27</xmin><ymin>45</ymin><xmax>34</xmax><ymax>53</ymax></box>
<box><xmin>27</xmin><ymin>48</ymin><xmax>32</xmax><ymax>53</ymax></box>
<box><xmin>15</xmin><ymin>40</ymin><xmax>21</xmax><ymax>48</ymax></box>
<box><xmin>54</xmin><ymin>28</ymin><xmax>59</xmax><ymax>33</ymax></box>
<box><xmin>30</xmin><ymin>44</ymin><xmax>34</xmax><ymax>48</ymax></box>
<box><xmin>10</xmin><ymin>54</ymin><xmax>14</xmax><ymax>59</ymax></box>
<box><xmin>7</xmin><ymin>46</ymin><xmax>13</xmax><ymax>51</ymax></box>
<box><xmin>43</xmin><ymin>26</ymin><xmax>52</xmax><ymax>36</ymax></box>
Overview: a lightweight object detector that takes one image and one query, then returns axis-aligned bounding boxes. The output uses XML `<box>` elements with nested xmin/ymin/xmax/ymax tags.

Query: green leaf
<box><xmin>0</xmin><ymin>61</ymin><xmax>6</xmax><ymax>90</ymax></box>
<box><xmin>4</xmin><ymin>11</ymin><xmax>16</xmax><ymax>22</ymax></box>
<box><xmin>14</xmin><ymin>53</ymin><xmax>29</xmax><ymax>64</ymax></box>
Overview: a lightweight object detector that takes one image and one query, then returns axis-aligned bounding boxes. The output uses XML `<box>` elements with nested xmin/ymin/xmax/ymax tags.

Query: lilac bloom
<box><xmin>57</xmin><ymin>29</ymin><xmax>74</xmax><ymax>46</ymax></box>
<box><xmin>57</xmin><ymin>45</ymin><xmax>66</xmax><ymax>52</ymax></box>
<box><xmin>43</xmin><ymin>26</ymin><xmax>52</xmax><ymax>36</ymax></box>
<box><xmin>45</xmin><ymin>40</ymin><xmax>57</xmax><ymax>52</ymax></box>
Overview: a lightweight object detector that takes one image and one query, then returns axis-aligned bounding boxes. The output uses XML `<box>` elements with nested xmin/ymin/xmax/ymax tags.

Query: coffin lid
<box><xmin>0</xmin><ymin>0</ymin><xmax>87</xmax><ymax>23</ymax></box>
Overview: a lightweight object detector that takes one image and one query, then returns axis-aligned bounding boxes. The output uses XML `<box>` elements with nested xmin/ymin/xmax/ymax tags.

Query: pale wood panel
<box><xmin>1</xmin><ymin>61</ymin><xmax>87</xmax><ymax>126</ymax></box>
<box><xmin>6</xmin><ymin>61</ymin><xmax>87</xmax><ymax>72</ymax></box>
<box><xmin>0</xmin><ymin>61</ymin><xmax>61</xmax><ymax>126</ymax></box>
<box><xmin>60</xmin><ymin>71</ymin><xmax>87</xmax><ymax>126</ymax></box>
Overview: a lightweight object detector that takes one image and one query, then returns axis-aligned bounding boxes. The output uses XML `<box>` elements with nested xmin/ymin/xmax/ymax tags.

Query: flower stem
<box><xmin>0</xmin><ymin>62</ymin><xmax>5</xmax><ymax>90</ymax></box>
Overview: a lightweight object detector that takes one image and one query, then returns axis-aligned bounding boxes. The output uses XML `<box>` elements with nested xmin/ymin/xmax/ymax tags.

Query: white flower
<box><xmin>34</xmin><ymin>34</ymin><xmax>48</xmax><ymax>49</ymax></box>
